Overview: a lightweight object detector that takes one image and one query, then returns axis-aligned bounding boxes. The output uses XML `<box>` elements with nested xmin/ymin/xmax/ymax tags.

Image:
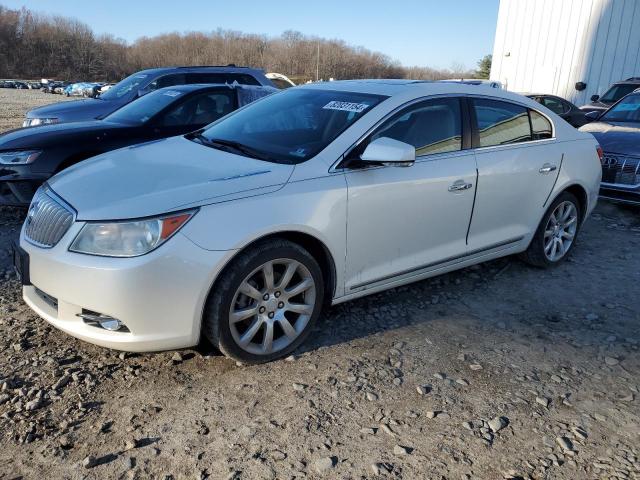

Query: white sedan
<box><xmin>15</xmin><ymin>80</ymin><xmax>603</xmax><ymax>363</ymax></box>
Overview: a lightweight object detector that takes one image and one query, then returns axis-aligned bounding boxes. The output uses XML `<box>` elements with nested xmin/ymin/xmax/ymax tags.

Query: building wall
<box><xmin>491</xmin><ymin>0</ymin><xmax>640</xmax><ymax>106</ymax></box>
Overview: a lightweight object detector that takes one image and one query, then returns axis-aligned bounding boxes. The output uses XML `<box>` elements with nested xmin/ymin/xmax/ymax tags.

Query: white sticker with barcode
<box><xmin>323</xmin><ymin>101</ymin><xmax>369</xmax><ymax>113</ymax></box>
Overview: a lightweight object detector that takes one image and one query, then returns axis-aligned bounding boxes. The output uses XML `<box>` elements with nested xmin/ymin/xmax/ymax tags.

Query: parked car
<box><xmin>13</xmin><ymin>81</ymin><xmax>28</xmax><ymax>89</ymax></box>
<box><xmin>1</xmin><ymin>81</ymin><xmax>16</xmax><ymax>88</ymax></box>
<box><xmin>14</xmin><ymin>81</ymin><xmax>601</xmax><ymax>363</ymax></box>
<box><xmin>579</xmin><ymin>91</ymin><xmax>640</xmax><ymax>204</ymax></box>
<box><xmin>442</xmin><ymin>79</ymin><xmax>504</xmax><ymax>89</ymax></box>
<box><xmin>580</xmin><ymin>77</ymin><xmax>640</xmax><ymax>114</ymax></box>
<box><xmin>266</xmin><ymin>72</ymin><xmax>296</xmax><ymax>89</ymax></box>
<box><xmin>0</xmin><ymin>84</ymin><xmax>276</xmax><ymax>205</ymax></box>
<box><xmin>23</xmin><ymin>66</ymin><xmax>275</xmax><ymax>127</ymax></box>
<box><xmin>525</xmin><ymin>93</ymin><xmax>589</xmax><ymax>128</ymax></box>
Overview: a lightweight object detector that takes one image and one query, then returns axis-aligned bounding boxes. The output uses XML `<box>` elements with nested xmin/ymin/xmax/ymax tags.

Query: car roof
<box><xmin>152</xmin><ymin>83</ymin><xmax>274</xmax><ymax>93</ymax></box>
<box><xmin>135</xmin><ymin>65</ymin><xmax>266</xmax><ymax>76</ymax></box>
<box><xmin>298</xmin><ymin>79</ymin><xmax>531</xmax><ymax>103</ymax></box>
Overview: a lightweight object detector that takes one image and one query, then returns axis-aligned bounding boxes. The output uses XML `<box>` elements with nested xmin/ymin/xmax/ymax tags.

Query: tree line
<box><xmin>0</xmin><ymin>5</ymin><xmax>481</xmax><ymax>83</ymax></box>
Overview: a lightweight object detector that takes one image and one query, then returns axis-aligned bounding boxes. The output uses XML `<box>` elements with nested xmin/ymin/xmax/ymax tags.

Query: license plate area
<box><xmin>12</xmin><ymin>242</ymin><xmax>30</xmax><ymax>286</ymax></box>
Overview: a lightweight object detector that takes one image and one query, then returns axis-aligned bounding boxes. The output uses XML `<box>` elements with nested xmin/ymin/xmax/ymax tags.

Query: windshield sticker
<box><xmin>323</xmin><ymin>101</ymin><xmax>370</xmax><ymax>113</ymax></box>
<box><xmin>289</xmin><ymin>147</ymin><xmax>307</xmax><ymax>158</ymax></box>
<box><xmin>163</xmin><ymin>90</ymin><xmax>182</xmax><ymax>97</ymax></box>
<box><xmin>134</xmin><ymin>74</ymin><xmax>148</xmax><ymax>79</ymax></box>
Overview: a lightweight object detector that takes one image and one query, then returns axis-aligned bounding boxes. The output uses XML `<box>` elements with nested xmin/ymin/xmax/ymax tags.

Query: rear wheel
<box><xmin>203</xmin><ymin>239</ymin><xmax>324</xmax><ymax>364</ymax></box>
<box><xmin>521</xmin><ymin>191</ymin><xmax>581</xmax><ymax>267</ymax></box>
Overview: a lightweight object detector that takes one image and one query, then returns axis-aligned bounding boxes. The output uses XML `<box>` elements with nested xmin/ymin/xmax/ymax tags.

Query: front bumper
<box><xmin>20</xmin><ymin>223</ymin><xmax>233</xmax><ymax>352</ymax></box>
<box><xmin>0</xmin><ymin>174</ymin><xmax>47</xmax><ymax>206</ymax></box>
<box><xmin>599</xmin><ymin>184</ymin><xmax>640</xmax><ymax>205</ymax></box>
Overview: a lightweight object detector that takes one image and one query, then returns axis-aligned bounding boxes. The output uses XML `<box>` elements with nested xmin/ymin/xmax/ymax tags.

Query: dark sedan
<box><xmin>23</xmin><ymin>66</ymin><xmax>275</xmax><ymax>127</ymax></box>
<box><xmin>580</xmin><ymin>92</ymin><xmax>640</xmax><ymax>205</ymax></box>
<box><xmin>0</xmin><ymin>83</ymin><xmax>276</xmax><ymax>205</ymax></box>
<box><xmin>525</xmin><ymin>94</ymin><xmax>589</xmax><ymax>128</ymax></box>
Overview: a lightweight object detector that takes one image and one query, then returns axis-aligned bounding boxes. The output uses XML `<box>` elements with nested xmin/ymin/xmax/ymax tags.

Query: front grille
<box><xmin>24</xmin><ymin>187</ymin><xmax>74</xmax><ymax>248</ymax></box>
<box><xmin>601</xmin><ymin>153</ymin><xmax>640</xmax><ymax>186</ymax></box>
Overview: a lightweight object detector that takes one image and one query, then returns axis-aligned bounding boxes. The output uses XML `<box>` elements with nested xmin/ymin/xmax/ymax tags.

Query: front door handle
<box><xmin>539</xmin><ymin>163</ymin><xmax>557</xmax><ymax>174</ymax></box>
<box><xmin>448</xmin><ymin>180</ymin><xmax>473</xmax><ymax>192</ymax></box>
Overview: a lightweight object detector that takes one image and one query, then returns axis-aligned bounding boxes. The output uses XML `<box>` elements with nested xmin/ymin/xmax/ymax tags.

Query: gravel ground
<box><xmin>0</xmin><ymin>90</ymin><xmax>639</xmax><ymax>480</ymax></box>
<box><xmin>0</xmin><ymin>88</ymin><xmax>75</xmax><ymax>132</ymax></box>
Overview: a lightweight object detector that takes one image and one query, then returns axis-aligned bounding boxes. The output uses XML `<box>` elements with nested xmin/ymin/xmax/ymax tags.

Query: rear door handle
<box><xmin>448</xmin><ymin>180</ymin><xmax>473</xmax><ymax>192</ymax></box>
<box><xmin>539</xmin><ymin>163</ymin><xmax>557</xmax><ymax>174</ymax></box>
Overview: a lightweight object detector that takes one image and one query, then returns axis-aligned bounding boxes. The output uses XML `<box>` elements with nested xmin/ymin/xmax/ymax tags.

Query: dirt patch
<box><xmin>0</xmin><ymin>91</ymin><xmax>638</xmax><ymax>480</ymax></box>
<box><xmin>0</xmin><ymin>88</ymin><xmax>75</xmax><ymax>132</ymax></box>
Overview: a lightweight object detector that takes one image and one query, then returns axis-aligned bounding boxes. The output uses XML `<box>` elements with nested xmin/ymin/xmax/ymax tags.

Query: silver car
<box><xmin>15</xmin><ymin>80</ymin><xmax>603</xmax><ymax>363</ymax></box>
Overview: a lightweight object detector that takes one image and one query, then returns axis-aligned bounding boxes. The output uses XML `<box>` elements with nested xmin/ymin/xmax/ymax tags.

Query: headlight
<box><xmin>0</xmin><ymin>150</ymin><xmax>41</xmax><ymax>165</ymax></box>
<box><xmin>23</xmin><ymin>118</ymin><xmax>58</xmax><ymax>127</ymax></box>
<box><xmin>69</xmin><ymin>210</ymin><xmax>196</xmax><ymax>257</ymax></box>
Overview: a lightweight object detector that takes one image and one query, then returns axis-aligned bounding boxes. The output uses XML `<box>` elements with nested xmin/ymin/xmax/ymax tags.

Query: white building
<box><xmin>490</xmin><ymin>0</ymin><xmax>640</xmax><ymax>106</ymax></box>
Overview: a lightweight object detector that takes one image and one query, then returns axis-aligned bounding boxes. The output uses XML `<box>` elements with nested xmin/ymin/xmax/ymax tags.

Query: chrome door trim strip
<box><xmin>348</xmin><ymin>235</ymin><xmax>524</xmax><ymax>291</ymax></box>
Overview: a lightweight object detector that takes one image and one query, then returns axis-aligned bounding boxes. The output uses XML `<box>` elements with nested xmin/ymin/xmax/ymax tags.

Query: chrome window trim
<box><xmin>331</xmin><ymin>93</ymin><xmax>557</xmax><ymax>173</ymax></box>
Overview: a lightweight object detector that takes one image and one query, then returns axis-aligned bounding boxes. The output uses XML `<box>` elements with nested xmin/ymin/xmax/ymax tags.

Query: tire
<box><xmin>521</xmin><ymin>191</ymin><xmax>582</xmax><ymax>268</ymax></box>
<box><xmin>202</xmin><ymin>239</ymin><xmax>325</xmax><ymax>364</ymax></box>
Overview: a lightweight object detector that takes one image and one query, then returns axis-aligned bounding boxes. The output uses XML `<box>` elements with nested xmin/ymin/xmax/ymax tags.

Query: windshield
<box><xmin>601</xmin><ymin>93</ymin><xmax>640</xmax><ymax>122</ymax></box>
<box><xmin>104</xmin><ymin>88</ymin><xmax>187</xmax><ymax>125</ymax></box>
<box><xmin>600</xmin><ymin>84</ymin><xmax>638</xmax><ymax>103</ymax></box>
<box><xmin>198</xmin><ymin>89</ymin><xmax>386</xmax><ymax>164</ymax></box>
<box><xmin>99</xmin><ymin>72</ymin><xmax>152</xmax><ymax>100</ymax></box>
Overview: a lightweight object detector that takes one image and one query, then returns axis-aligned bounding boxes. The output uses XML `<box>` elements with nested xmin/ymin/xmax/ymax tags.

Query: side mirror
<box><xmin>584</xmin><ymin>110</ymin><xmax>601</xmax><ymax>122</ymax></box>
<box><xmin>590</xmin><ymin>94</ymin><xmax>600</xmax><ymax>102</ymax></box>
<box><xmin>360</xmin><ymin>137</ymin><xmax>415</xmax><ymax>167</ymax></box>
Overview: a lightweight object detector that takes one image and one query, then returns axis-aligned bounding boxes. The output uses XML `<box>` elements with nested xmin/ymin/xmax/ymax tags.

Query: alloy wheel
<box><xmin>229</xmin><ymin>258</ymin><xmax>317</xmax><ymax>355</ymax></box>
<box><xmin>543</xmin><ymin>201</ymin><xmax>578</xmax><ymax>262</ymax></box>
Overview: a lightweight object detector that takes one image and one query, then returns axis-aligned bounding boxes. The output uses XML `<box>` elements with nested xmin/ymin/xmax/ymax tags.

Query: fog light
<box><xmin>78</xmin><ymin>310</ymin><xmax>129</xmax><ymax>332</ymax></box>
<box><xmin>99</xmin><ymin>318</ymin><xmax>124</xmax><ymax>331</ymax></box>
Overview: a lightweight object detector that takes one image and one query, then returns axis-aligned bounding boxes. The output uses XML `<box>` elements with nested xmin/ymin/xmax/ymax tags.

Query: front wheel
<box><xmin>203</xmin><ymin>239</ymin><xmax>324</xmax><ymax>364</ymax></box>
<box><xmin>521</xmin><ymin>191</ymin><xmax>581</xmax><ymax>268</ymax></box>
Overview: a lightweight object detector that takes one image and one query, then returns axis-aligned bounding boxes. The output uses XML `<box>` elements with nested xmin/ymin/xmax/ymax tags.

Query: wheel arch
<box><xmin>549</xmin><ymin>183</ymin><xmax>589</xmax><ymax>223</ymax></box>
<box><xmin>204</xmin><ymin>230</ymin><xmax>338</xmax><ymax>314</ymax></box>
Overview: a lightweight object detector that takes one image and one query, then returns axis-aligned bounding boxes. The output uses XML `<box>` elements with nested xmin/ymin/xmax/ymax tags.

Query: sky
<box><xmin>2</xmin><ymin>0</ymin><xmax>500</xmax><ymax>70</ymax></box>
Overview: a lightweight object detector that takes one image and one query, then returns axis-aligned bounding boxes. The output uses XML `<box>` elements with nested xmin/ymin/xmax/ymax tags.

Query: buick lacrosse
<box><xmin>15</xmin><ymin>80</ymin><xmax>602</xmax><ymax>363</ymax></box>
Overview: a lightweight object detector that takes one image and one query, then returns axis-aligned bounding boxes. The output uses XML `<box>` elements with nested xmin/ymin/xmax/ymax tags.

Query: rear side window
<box><xmin>371</xmin><ymin>98</ymin><xmax>462</xmax><ymax>156</ymax></box>
<box><xmin>187</xmin><ymin>73</ymin><xmax>261</xmax><ymax>86</ymax></box>
<box><xmin>473</xmin><ymin>99</ymin><xmax>531</xmax><ymax>147</ymax></box>
<box><xmin>530</xmin><ymin>110</ymin><xmax>553</xmax><ymax>140</ymax></box>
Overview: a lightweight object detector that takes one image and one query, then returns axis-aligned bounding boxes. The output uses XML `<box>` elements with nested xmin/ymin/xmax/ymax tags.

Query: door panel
<box><xmin>467</xmin><ymin>142</ymin><xmax>561</xmax><ymax>249</ymax></box>
<box><xmin>344</xmin><ymin>151</ymin><xmax>477</xmax><ymax>291</ymax></box>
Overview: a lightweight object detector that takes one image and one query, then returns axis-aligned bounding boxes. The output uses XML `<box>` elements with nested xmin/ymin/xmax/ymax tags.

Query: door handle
<box><xmin>448</xmin><ymin>181</ymin><xmax>473</xmax><ymax>192</ymax></box>
<box><xmin>539</xmin><ymin>163</ymin><xmax>557</xmax><ymax>174</ymax></box>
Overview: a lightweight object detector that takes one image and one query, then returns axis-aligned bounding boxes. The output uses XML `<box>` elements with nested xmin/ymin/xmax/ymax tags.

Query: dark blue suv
<box><xmin>23</xmin><ymin>65</ymin><xmax>274</xmax><ymax>127</ymax></box>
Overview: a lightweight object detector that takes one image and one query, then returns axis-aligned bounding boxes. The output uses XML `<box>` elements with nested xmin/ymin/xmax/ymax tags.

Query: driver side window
<box><xmin>370</xmin><ymin>98</ymin><xmax>463</xmax><ymax>157</ymax></box>
<box><xmin>157</xmin><ymin>91</ymin><xmax>236</xmax><ymax>127</ymax></box>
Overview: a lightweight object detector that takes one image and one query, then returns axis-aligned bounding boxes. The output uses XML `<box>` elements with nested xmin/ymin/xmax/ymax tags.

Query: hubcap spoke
<box><xmin>231</xmin><ymin>306</ymin><xmax>258</xmax><ymax>323</ymax></box>
<box><xmin>262</xmin><ymin>322</ymin><xmax>274</xmax><ymax>353</ymax></box>
<box><xmin>286</xmin><ymin>278</ymin><xmax>313</xmax><ymax>298</ymax></box>
<box><xmin>286</xmin><ymin>302</ymin><xmax>313</xmax><ymax>315</ymax></box>
<box><xmin>262</xmin><ymin>261</ymin><xmax>275</xmax><ymax>290</ymax></box>
<box><xmin>279</xmin><ymin>317</ymin><xmax>297</xmax><ymax>339</ymax></box>
<box><xmin>278</xmin><ymin>262</ymin><xmax>298</xmax><ymax>290</ymax></box>
<box><xmin>239</xmin><ymin>318</ymin><xmax>263</xmax><ymax>346</ymax></box>
<box><xmin>239</xmin><ymin>283</ymin><xmax>262</xmax><ymax>301</ymax></box>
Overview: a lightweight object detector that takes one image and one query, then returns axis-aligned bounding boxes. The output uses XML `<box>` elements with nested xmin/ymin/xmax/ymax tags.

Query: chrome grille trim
<box><xmin>24</xmin><ymin>187</ymin><xmax>75</xmax><ymax>248</ymax></box>
<box><xmin>601</xmin><ymin>152</ymin><xmax>640</xmax><ymax>187</ymax></box>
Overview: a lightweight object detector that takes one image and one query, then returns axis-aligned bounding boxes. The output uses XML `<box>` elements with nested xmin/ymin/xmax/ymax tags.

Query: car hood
<box><xmin>48</xmin><ymin>136</ymin><xmax>295</xmax><ymax>220</ymax></box>
<box><xmin>26</xmin><ymin>98</ymin><xmax>124</xmax><ymax>122</ymax></box>
<box><xmin>579</xmin><ymin>121</ymin><xmax>640</xmax><ymax>155</ymax></box>
<box><xmin>0</xmin><ymin>120</ymin><xmax>124</xmax><ymax>149</ymax></box>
